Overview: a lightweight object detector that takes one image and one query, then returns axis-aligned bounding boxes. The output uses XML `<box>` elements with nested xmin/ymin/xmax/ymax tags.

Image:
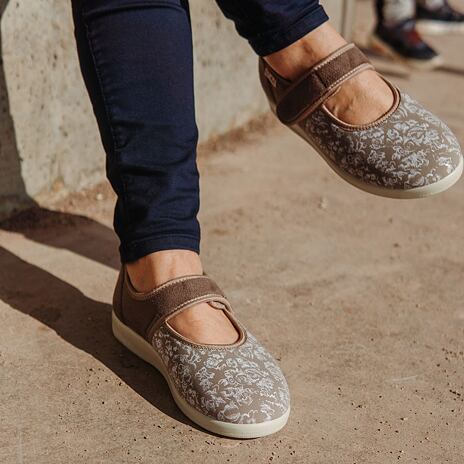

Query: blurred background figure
<box><xmin>371</xmin><ymin>0</ymin><xmax>464</xmax><ymax>69</ymax></box>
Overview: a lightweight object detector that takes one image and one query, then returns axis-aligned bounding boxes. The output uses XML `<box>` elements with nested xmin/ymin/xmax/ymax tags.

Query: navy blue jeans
<box><xmin>71</xmin><ymin>0</ymin><xmax>328</xmax><ymax>262</ymax></box>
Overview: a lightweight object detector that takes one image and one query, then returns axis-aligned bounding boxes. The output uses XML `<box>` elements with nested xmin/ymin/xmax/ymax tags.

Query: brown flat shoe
<box><xmin>112</xmin><ymin>267</ymin><xmax>290</xmax><ymax>438</ymax></box>
<box><xmin>260</xmin><ymin>43</ymin><xmax>463</xmax><ymax>199</ymax></box>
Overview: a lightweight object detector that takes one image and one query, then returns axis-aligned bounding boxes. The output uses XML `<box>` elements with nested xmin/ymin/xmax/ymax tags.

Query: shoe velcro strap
<box><xmin>124</xmin><ymin>272</ymin><xmax>231</xmax><ymax>339</ymax></box>
<box><xmin>275</xmin><ymin>43</ymin><xmax>374</xmax><ymax>125</ymax></box>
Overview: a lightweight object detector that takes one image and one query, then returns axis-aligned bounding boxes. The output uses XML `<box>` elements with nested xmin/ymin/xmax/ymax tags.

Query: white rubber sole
<box><xmin>291</xmin><ymin>123</ymin><xmax>463</xmax><ymax>200</ymax></box>
<box><xmin>369</xmin><ymin>34</ymin><xmax>443</xmax><ymax>71</ymax></box>
<box><xmin>112</xmin><ymin>311</ymin><xmax>290</xmax><ymax>439</ymax></box>
<box><xmin>417</xmin><ymin>20</ymin><xmax>464</xmax><ymax>36</ymax></box>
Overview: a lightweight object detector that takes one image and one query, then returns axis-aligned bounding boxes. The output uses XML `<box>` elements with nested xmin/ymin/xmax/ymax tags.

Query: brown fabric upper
<box><xmin>112</xmin><ymin>268</ymin><xmax>291</xmax><ymax>425</ymax></box>
<box><xmin>113</xmin><ymin>268</ymin><xmax>231</xmax><ymax>341</ymax></box>
<box><xmin>258</xmin><ymin>43</ymin><xmax>462</xmax><ymax>193</ymax></box>
<box><xmin>260</xmin><ymin>43</ymin><xmax>373</xmax><ymax>125</ymax></box>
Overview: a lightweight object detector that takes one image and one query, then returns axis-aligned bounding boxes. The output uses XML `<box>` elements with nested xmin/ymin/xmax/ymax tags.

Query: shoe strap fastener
<box><xmin>275</xmin><ymin>43</ymin><xmax>374</xmax><ymax>125</ymax></box>
<box><xmin>143</xmin><ymin>275</ymin><xmax>231</xmax><ymax>338</ymax></box>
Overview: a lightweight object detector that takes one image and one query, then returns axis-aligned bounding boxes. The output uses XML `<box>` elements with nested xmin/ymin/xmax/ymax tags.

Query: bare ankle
<box><xmin>264</xmin><ymin>22</ymin><xmax>346</xmax><ymax>80</ymax></box>
<box><xmin>126</xmin><ymin>249</ymin><xmax>202</xmax><ymax>292</ymax></box>
<box><xmin>263</xmin><ymin>22</ymin><xmax>394</xmax><ymax>126</ymax></box>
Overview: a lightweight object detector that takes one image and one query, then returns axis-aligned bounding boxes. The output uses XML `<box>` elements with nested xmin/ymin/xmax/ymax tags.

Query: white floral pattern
<box><xmin>152</xmin><ymin>325</ymin><xmax>290</xmax><ymax>424</ymax></box>
<box><xmin>301</xmin><ymin>92</ymin><xmax>462</xmax><ymax>189</ymax></box>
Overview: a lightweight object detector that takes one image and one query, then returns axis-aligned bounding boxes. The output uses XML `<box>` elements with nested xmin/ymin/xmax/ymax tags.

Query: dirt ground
<box><xmin>1</xmin><ymin>2</ymin><xmax>464</xmax><ymax>463</ymax></box>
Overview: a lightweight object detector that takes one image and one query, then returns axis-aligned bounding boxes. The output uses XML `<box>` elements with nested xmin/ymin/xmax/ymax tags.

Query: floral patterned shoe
<box><xmin>259</xmin><ymin>43</ymin><xmax>463</xmax><ymax>198</ymax></box>
<box><xmin>112</xmin><ymin>267</ymin><xmax>290</xmax><ymax>438</ymax></box>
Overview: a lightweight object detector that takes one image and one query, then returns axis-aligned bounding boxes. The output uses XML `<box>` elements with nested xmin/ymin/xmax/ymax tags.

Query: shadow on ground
<box><xmin>0</xmin><ymin>0</ymin><xmax>202</xmax><ymax>433</ymax></box>
<box><xmin>0</xmin><ymin>209</ymin><xmax>202</xmax><ymax>432</ymax></box>
<box><xmin>0</xmin><ymin>207</ymin><xmax>120</xmax><ymax>269</ymax></box>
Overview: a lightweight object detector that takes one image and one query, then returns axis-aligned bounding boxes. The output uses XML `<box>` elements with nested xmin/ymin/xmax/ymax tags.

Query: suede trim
<box><xmin>320</xmin><ymin>77</ymin><xmax>401</xmax><ymax>131</ymax></box>
<box><xmin>271</xmin><ymin>44</ymin><xmax>374</xmax><ymax>125</ymax></box>
<box><xmin>116</xmin><ymin>267</ymin><xmax>235</xmax><ymax>342</ymax></box>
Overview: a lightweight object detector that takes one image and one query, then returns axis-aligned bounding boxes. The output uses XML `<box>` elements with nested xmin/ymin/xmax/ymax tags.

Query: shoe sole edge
<box><xmin>112</xmin><ymin>311</ymin><xmax>290</xmax><ymax>439</ymax></box>
<box><xmin>369</xmin><ymin>34</ymin><xmax>443</xmax><ymax>71</ymax></box>
<box><xmin>416</xmin><ymin>20</ymin><xmax>464</xmax><ymax>36</ymax></box>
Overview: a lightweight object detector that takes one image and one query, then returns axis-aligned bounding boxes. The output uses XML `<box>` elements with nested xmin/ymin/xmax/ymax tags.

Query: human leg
<box><xmin>72</xmin><ymin>0</ymin><xmax>290</xmax><ymax>438</ymax></box>
<box><xmin>71</xmin><ymin>0</ymin><xmax>237</xmax><ymax>344</ymax></box>
<box><xmin>215</xmin><ymin>0</ymin><xmax>462</xmax><ymax>197</ymax></box>
<box><xmin>214</xmin><ymin>1</ymin><xmax>393</xmax><ymax>125</ymax></box>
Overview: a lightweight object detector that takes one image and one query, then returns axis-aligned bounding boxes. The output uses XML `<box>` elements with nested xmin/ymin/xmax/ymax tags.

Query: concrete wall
<box><xmin>0</xmin><ymin>0</ymin><xmax>352</xmax><ymax>218</ymax></box>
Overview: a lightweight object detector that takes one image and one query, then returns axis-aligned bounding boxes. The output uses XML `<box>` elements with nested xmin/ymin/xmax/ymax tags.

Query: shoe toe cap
<box><xmin>154</xmin><ymin>327</ymin><xmax>290</xmax><ymax>425</ymax></box>
<box><xmin>196</xmin><ymin>335</ymin><xmax>291</xmax><ymax>425</ymax></box>
<box><xmin>393</xmin><ymin>96</ymin><xmax>463</xmax><ymax>189</ymax></box>
<box><xmin>310</xmin><ymin>93</ymin><xmax>463</xmax><ymax>191</ymax></box>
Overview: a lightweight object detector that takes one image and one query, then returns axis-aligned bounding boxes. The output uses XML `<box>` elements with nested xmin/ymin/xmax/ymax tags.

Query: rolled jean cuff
<box><xmin>249</xmin><ymin>5</ymin><xmax>329</xmax><ymax>56</ymax></box>
<box><xmin>120</xmin><ymin>234</ymin><xmax>200</xmax><ymax>263</ymax></box>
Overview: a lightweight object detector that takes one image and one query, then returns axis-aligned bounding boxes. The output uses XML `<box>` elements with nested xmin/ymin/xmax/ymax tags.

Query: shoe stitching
<box><xmin>318</xmin><ymin>80</ymin><xmax>401</xmax><ymax>132</ymax></box>
<box><xmin>312</xmin><ymin>43</ymin><xmax>355</xmax><ymax>72</ymax></box>
<box><xmin>153</xmin><ymin>322</ymin><xmax>248</xmax><ymax>351</ymax></box>
<box><xmin>279</xmin><ymin>62</ymin><xmax>374</xmax><ymax>124</ymax></box>
<box><xmin>125</xmin><ymin>272</ymin><xmax>213</xmax><ymax>300</ymax></box>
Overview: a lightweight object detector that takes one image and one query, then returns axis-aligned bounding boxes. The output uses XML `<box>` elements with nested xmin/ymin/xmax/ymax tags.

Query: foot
<box><xmin>371</xmin><ymin>19</ymin><xmax>442</xmax><ymax>70</ymax></box>
<box><xmin>264</xmin><ymin>23</ymin><xmax>395</xmax><ymax>126</ymax></box>
<box><xmin>126</xmin><ymin>250</ymin><xmax>239</xmax><ymax>345</ymax></box>
<box><xmin>112</xmin><ymin>268</ymin><xmax>290</xmax><ymax>437</ymax></box>
<box><xmin>417</xmin><ymin>1</ymin><xmax>464</xmax><ymax>35</ymax></box>
<box><xmin>259</xmin><ymin>33</ymin><xmax>463</xmax><ymax>198</ymax></box>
